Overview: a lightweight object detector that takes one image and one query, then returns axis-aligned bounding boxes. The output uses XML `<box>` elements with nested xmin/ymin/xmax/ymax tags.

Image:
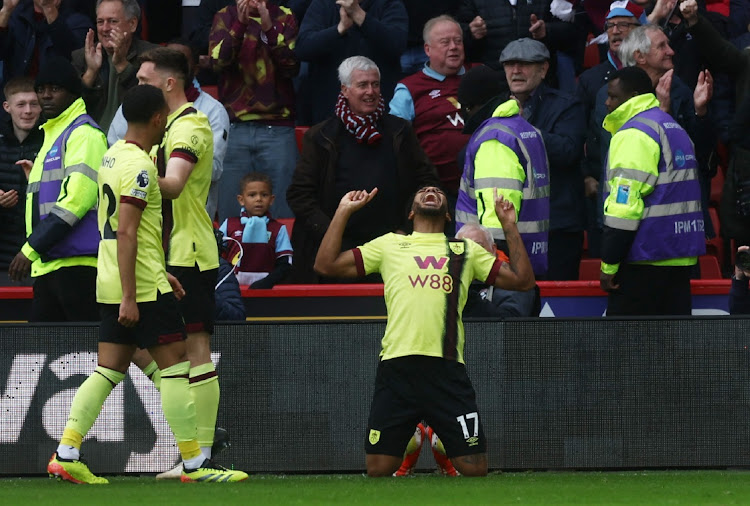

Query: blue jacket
<box><xmin>215</xmin><ymin>258</ymin><xmax>246</xmax><ymax>321</ymax></box>
<box><xmin>295</xmin><ymin>0</ymin><xmax>407</xmax><ymax>124</ymax></box>
<box><xmin>0</xmin><ymin>2</ymin><xmax>90</xmax><ymax>85</ymax></box>
<box><xmin>524</xmin><ymin>83</ymin><xmax>586</xmax><ymax>232</ymax></box>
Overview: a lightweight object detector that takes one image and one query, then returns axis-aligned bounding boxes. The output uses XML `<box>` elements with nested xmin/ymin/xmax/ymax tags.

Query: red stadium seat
<box><xmin>710</xmin><ymin>166</ymin><xmax>725</xmax><ymax>207</ymax></box>
<box><xmin>295</xmin><ymin>126</ymin><xmax>309</xmax><ymax>153</ymax></box>
<box><xmin>583</xmin><ymin>33</ymin><xmax>601</xmax><ymax>70</ymax></box>
<box><xmin>699</xmin><ymin>255</ymin><xmax>722</xmax><ymax>279</ymax></box>
<box><xmin>578</xmin><ymin>258</ymin><xmax>601</xmax><ymax>280</ymax></box>
<box><xmin>277</xmin><ymin>217</ymin><xmax>294</xmax><ymax>236</ymax></box>
<box><xmin>706</xmin><ymin>206</ymin><xmax>724</xmax><ymax>270</ymax></box>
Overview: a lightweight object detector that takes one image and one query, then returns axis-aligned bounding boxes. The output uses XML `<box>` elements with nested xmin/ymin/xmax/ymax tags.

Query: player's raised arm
<box><xmin>314</xmin><ymin>188</ymin><xmax>378</xmax><ymax>278</ymax></box>
<box><xmin>492</xmin><ymin>188</ymin><xmax>535</xmax><ymax>291</ymax></box>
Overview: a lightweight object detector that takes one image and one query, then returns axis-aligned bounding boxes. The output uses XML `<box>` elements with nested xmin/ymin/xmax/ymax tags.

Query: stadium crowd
<box><xmin>0</xmin><ymin>0</ymin><xmax>748</xmax><ymax>482</ymax></box>
<box><xmin>1</xmin><ymin>0</ymin><xmax>746</xmax><ymax>297</ymax></box>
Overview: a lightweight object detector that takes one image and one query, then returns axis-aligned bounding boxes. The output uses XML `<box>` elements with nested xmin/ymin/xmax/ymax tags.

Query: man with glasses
<box><xmin>577</xmin><ymin>0</ymin><xmax>645</xmax><ymax>257</ymax></box>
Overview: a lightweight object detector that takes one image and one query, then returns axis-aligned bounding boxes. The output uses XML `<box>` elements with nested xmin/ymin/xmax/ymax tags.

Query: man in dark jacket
<box><xmin>71</xmin><ymin>0</ymin><xmax>157</xmax><ymax>130</ymax></box>
<box><xmin>0</xmin><ymin>0</ymin><xmax>90</xmax><ymax>85</ymax></box>
<box><xmin>286</xmin><ymin>56</ymin><xmax>439</xmax><ymax>283</ymax></box>
<box><xmin>500</xmin><ymin>38</ymin><xmax>587</xmax><ymax>280</ymax></box>
<box><xmin>682</xmin><ymin>0</ymin><xmax>750</xmax><ymax>245</ymax></box>
<box><xmin>578</xmin><ymin>1</ymin><xmax>645</xmax><ymax>257</ymax></box>
<box><xmin>0</xmin><ymin>77</ymin><xmax>43</xmax><ymax>285</ymax></box>
<box><xmin>455</xmin><ymin>0</ymin><xmax>576</xmax><ymax>71</ymax></box>
<box><xmin>295</xmin><ymin>0</ymin><xmax>408</xmax><ymax>125</ymax></box>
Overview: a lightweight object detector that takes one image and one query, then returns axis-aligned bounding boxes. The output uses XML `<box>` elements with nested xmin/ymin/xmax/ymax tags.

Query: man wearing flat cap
<box><xmin>500</xmin><ymin>37</ymin><xmax>586</xmax><ymax>280</ymax></box>
<box><xmin>455</xmin><ymin>64</ymin><xmax>550</xmax><ymax>279</ymax></box>
<box><xmin>8</xmin><ymin>55</ymin><xmax>107</xmax><ymax>322</ymax></box>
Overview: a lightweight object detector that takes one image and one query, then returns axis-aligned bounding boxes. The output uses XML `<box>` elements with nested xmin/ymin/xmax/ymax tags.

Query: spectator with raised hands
<box><xmin>209</xmin><ymin>0</ymin><xmax>299</xmax><ymax>221</ymax></box>
<box><xmin>455</xmin><ymin>0</ymin><xmax>578</xmax><ymax>75</ymax></box>
<box><xmin>72</xmin><ymin>0</ymin><xmax>157</xmax><ymax>130</ymax></box>
<box><xmin>589</xmin><ymin>23</ymin><xmax>716</xmax><ymax>243</ymax></box>
<box><xmin>296</xmin><ymin>0</ymin><xmax>408</xmax><ymax>124</ymax></box>
<box><xmin>0</xmin><ymin>0</ymin><xmax>91</xmax><ymax>85</ymax></box>
<box><xmin>680</xmin><ymin>0</ymin><xmax>750</xmax><ymax>246</ymax></box>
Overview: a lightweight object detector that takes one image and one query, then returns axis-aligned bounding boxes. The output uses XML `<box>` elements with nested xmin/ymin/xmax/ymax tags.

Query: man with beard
<box><xmin>8</xmin><ymin>56</ymin><xmax>107</xmax><ymax>322</ymax></box>
<box><xmin>314</xmin><ymin>185</ymin><xmax>535</xmax><ymax>477</ymax></box>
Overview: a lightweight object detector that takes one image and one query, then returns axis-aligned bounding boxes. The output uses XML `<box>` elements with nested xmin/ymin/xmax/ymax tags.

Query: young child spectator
<box><xmin>219</xmin><ymin>172</ymin><xmax>292</xmax><ymax>288</ymax></box>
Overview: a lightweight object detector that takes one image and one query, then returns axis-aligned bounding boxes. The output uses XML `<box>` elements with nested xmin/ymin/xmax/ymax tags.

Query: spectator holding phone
<box><xmin>729</xmin><ymin>246</ymin><xmax>750</xmax><ymax>315</ymax></box>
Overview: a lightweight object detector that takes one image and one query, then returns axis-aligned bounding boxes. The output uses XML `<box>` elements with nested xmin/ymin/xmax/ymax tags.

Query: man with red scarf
<box><xmin>286</xmin><ymin>55</ymin><xmax>439</xmax><ymax>283</ymax></box>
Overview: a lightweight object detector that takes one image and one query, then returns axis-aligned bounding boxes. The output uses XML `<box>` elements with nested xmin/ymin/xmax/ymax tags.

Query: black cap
<box><xmin>457</xmin><ymin>65</ymin><xmax>509</xmax><ymax>110</ymax></box>
<box><xmin>35</xmin><ymin>56</ymin><xmax>82</xmax><ymax>97</ymax></box>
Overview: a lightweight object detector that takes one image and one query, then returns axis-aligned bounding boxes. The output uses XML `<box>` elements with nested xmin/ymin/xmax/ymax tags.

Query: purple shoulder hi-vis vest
<box><xmin>617</xmin><ymin>108</ymin><xmax>705</xmax><ymax>262</ymax></box>
<box><xmin>459</xmin><ymin>115</ymin><xmax>550</xmax><ymax>275</ymax></box>
<box><xmin>37</xmin><ymin>114</ymin><xmax>100</xmax><ymax>260</ymax></box>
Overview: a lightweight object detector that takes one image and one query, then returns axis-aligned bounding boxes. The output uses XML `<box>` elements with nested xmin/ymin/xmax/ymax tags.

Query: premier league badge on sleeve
<box><xmin>136</xmin><ymin>170</ymin><xmax>149</xmax><ymax>188</ymax></box>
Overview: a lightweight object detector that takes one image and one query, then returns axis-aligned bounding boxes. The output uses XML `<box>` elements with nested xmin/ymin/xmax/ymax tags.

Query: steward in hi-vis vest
<box><xmin>456</xmin><ymin>98</ymin><xmax>550</xmax><ymax>276</ymax></box>
<box><xmin>8</xmin><ymin>56</ymin><xmax>107</xmax><ymax>322</ymax></box>
<box><xmin>600</xmin><ymin>67</ymin><xmax>705</xmax><ymax>316</ymax></box>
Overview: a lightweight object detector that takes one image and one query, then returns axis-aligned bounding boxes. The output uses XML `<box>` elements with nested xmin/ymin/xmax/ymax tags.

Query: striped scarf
<box><xmin>335</xmin><ymin>92</ymin><xmax>385</xmax><ymax>145</ymax></box>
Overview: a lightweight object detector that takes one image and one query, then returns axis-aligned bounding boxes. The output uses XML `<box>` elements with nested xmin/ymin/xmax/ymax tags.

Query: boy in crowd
<box><xmin>218</xmin><ymin>172</ymin><xmax>292</xmax><ymax>288</ymax></box>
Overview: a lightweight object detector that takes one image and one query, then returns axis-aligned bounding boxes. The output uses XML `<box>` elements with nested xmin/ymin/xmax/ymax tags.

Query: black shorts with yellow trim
<box><xmin>167</xmin><ymin>265</ymin><xmax>217</xmax><ymax>334</ymax></box>
<box><xmin>365</xmin><ymin>355</ymin><xmax>486</xmax><ymax>458</ymax></box>
<box><xmin>99</xmin><ymin>291</ymin><xmax>186</xmax><ymax>349</ymax></box>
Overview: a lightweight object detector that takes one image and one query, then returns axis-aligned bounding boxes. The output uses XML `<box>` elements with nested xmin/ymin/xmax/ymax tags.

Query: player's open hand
<box><xmin>118</xmin><ymin>297</ymin><xmax>139</xmax><ymax>327</ymax></box>
<box><xmin>338</xmin><ymin>188</ymin><xmax>378</xmax><ymax>214</ymax></box>
<box><xmin>493</xmin><ymin>188</ymin><xmax>517</xmax><ymax>228</ymax></box>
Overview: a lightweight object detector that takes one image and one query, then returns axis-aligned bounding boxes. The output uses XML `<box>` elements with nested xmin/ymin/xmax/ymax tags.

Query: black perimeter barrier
<box><xmin>2</xmin><ymin>317</ymin><xmax>750</xmax><ymax>475</ymax></box>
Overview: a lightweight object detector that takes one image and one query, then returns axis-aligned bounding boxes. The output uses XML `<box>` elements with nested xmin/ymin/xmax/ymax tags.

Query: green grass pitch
<box><xmin>2</xmin><ymin>471</ymin><xmax>750</xmax><ymax>505</ymax></box>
